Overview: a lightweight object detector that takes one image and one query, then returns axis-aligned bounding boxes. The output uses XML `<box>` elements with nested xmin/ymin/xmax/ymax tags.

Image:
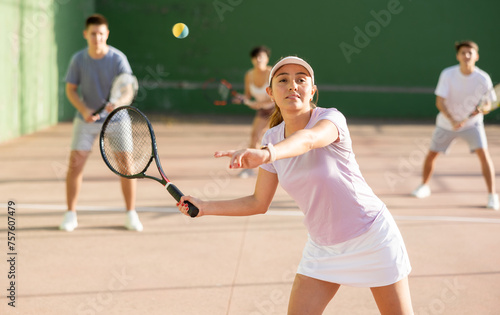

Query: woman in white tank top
<box><xmin>234</xmin><ymin>46</ymin><xmax>274</xmax><ymax>178</ymax></box>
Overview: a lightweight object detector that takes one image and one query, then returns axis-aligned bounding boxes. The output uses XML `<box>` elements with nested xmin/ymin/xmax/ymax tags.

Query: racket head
<box><xmin>477</xmin><ymin>83</ymin><xmax>500</xmax><ymax>113</ymax></box>
<box><xmin>92</xmin><ymin>73</ymin><xmax>139</xmax><ymax>116</ymax></box>
<box><xmin>202</xmin><ymin>78</ymin><xmax>237</xmax><ymax>106</ymax></box>
<box><xmin>99</xmin><ymin>106</ymin><xmax>160</xmax><ymax>182</ymax></box>
<box><xmin>100</xmin><ymin>106</ymin><xmax>200</xmax><ymax>217</ymax></box>
<box><xmin>492</xmin><ymin>84</ymin><xmax>500</xmax><ymax>107</ymax></box>
<box><xmin>109</xmin><ymin>73</ymin><xmax>139</xmax><ymax>105</ymax></box>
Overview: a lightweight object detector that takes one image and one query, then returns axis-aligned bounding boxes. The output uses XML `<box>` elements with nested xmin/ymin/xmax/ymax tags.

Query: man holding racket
<box><xmin>59</xmin><ymin>14</ymin><xmax>143</xmax><ymax>231</ymax></box>
<box><xmin>412</xmin><ymin>40</ymin><xmax>499</xmax><ymax>210</ymax></box>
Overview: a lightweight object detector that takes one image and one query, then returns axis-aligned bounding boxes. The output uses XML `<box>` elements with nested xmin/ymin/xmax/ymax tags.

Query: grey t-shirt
<box><xmin>65</xmin><ymin>46</ymin><xmax>132</xmax><ymax>120</ymax></box>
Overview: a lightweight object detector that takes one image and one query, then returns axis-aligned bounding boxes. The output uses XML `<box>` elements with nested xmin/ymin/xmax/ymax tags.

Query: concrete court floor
<box><xmin>0</xmin><ymin>116</ymin><xmax>499</xmax><ymax>314</ymax></box>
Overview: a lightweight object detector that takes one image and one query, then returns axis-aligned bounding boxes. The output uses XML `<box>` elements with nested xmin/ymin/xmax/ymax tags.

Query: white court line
<box><xmin>18</xmin><ymin>204</ymin><xmax>500</xmax><ymax>224</ymax></box>
<box><xmin>266</xmin><ymin>211</ymin><xmax>500</xmax><ymax>224</ymax></box>
<box><xmin>19</xmin><ymin>203</ymin><xmax>178</xmax><ymax>213</ymax></box>
<box><xmin>392</xmin><ymin>215</ymin><xmax>500</xmax><ymax>224</ymax></box>
<box><xmin>265</xmin><ymin>210</ymin><xmax>500</xmax><ymax>224</ymax></box>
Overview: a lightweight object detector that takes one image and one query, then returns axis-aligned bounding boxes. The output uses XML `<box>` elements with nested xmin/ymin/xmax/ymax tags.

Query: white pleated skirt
<box><xmin>297</xmin><ymin>208</ymin><xmax>411</xmax><ymax>288</ymax></box>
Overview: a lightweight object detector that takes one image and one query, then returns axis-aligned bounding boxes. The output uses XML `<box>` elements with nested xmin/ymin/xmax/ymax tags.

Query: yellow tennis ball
<box><xmin>172</xmin><ymin>23</ymin><xmax>189</xmax><ymax>39</ymax></box>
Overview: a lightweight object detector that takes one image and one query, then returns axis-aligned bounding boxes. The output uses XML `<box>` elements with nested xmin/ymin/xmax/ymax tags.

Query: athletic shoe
<box><xmin>238</xmin><ymin>169</ymin><xmax>255</xmax><ymax>179</ymax></box>
<box><xmin>125</xmin><ymin>210</ymin><xmax>143</xmax><ymax>231</ymax></box>
<box><xmin>59</xmin><ymin>211</ymin><xmax>78</xmax><ymax>232</ymax></box>
<box><xmin>487</xmin><ymin>193</ymin><xmax>499</xmax><ymax>210</ymax></box>
<box><xmin>411</xmin><ymin>184</ymin><xmax>431</xmax><ymax>199</ymax></box>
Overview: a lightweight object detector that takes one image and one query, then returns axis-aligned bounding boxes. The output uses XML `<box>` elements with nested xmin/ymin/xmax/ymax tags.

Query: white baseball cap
<box><xmin>268</xmin><ymin>56</ymin><xmax>315</xmax><ymax>85</ymax></box>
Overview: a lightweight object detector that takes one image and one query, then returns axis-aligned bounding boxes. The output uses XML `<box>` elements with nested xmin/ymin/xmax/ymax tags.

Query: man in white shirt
<box><xmin>412</xmin><ymin>40</ymin><xmax>499</xmax><ymax>210</ymax></box>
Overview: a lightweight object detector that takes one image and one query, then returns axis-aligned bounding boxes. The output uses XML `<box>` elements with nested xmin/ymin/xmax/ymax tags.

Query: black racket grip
<box><xmin>166</xmin><ymin>183</ymin><xmax>199</xmax><ymax>217</ymax></box>
<box><xmin>92</xmin><ymin>104</ymin><xmax>107</xmax><ymax>116</ymax></box>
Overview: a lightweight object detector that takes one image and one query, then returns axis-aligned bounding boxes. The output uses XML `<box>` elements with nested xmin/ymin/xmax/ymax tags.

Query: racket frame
<box><xmin>99</xmin><ymin>106</ymin><xmax>199</xmax><ymax>217</ymax></box>
<box><xmin>202</xmin><ymin>78</ymin><xmax>239</xmax><ymax>106</ymax></box>
<box><xmin>469</xmin><ymin>83</ymin><xmax>500</xmax><ymax>117</ymax></box>
<box><xmin>93</xmin><ymin>73</ymin><xmax>139</xmax><ymax>116</ymax></box>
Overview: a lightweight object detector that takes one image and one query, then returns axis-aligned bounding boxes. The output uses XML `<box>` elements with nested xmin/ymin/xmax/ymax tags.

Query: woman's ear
<box><xmin>266</xmin><ymin>86</ymin><xmax>273</xmax><ymax>99</ymax></box>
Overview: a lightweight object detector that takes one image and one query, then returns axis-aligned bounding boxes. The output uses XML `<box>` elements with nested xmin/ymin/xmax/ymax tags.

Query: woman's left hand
<box><xmin>214</xmin><ymin>148</ymin><xmax>270</xmax><ymax>169</ymax></box>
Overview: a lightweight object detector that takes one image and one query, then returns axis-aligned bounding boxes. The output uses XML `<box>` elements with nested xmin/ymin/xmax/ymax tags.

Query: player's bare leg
<box><xmin>114</xmin><ymin>151</ymin><xmax>137</xmax><ymax>211</ymax></box>
<box><xmin>66</xmin><ymin>150</ymin><xmax>91</xmax><ymax>211</ymax></box>
<box><xmin>113</xmin><ymin>151</ymin><xmax>142</xmax><ymax>230</ymax></box>
<box><xmin>121</xmin><ymin>177</ymin><xmax>136</xmax><ymax>211</ymax></box>
<box><xmin>288</xmin><ymin>274</ymin><xmax>340</xmax><ymax>315</ymax></box>
<box><xmin>422</xmin><ymin>150</ymin><xmax>440</xmax><ymax>184</ymax></box>
<box><xmin>412</xmin><ymin>150</ymin><xmax>439</xmax><ymax>198</ymax></box>
<box><xmin>249</xmin><ymin>114</ymin><xmax>270</xmax><ymax>149</ymax></box>
<box><xmin>239</xmin><ymin>114</ymin><xmax>270</xmax><ymax>178</ymax></box>
<box><xmin>475</xmin><ymin>148</ymin><xmax>496</xmax><ymax>193</ymax></box>
<box><xmin>60</xmin><ymin>150</ymin><xmax>90</xmax><ymax>231</ymax></box>
<box><xmin>371</xmin><ymin>277</ymin><xmax>413</xmax><ymax>315</ymax></box>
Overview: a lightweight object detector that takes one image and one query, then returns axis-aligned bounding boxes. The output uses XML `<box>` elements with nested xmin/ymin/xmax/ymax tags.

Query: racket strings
<box><xmin>109</xmin><ymin>74</ymin><xmax>139</xmax><ymax>105</ymax></box>
<box><xmin>203</xmin><ymin>79</ymin><xmax>234</xmax><ymax>105</ymax></box>
<box><xmin>478</xmin><ymin>85</ymin><xmax>500</xmax><ymax>111</ymax></box>
<box><xmin>101</xmin><ymin>109</ymin><xmax>153</xmax><ymax>176</ymax></box>
<box><xmin>218</xmin><ymin>82</ymin><xmax>231</xmax><ymax>100</ymax></box>
<box><xmin>493</xmin><ymin>85</ymin><xmax>500</xmax><ymax>106</ymax></box>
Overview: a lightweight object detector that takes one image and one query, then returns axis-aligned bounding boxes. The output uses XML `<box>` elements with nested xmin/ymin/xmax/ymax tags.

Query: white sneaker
<box><xmin>125</xmin><ymin>210</ymin><xmax>143</xmax><ymax>231</ymax></box>
<box><xmin>411</xmin><ymin>184</ymin><xmax>431</xmax><ymax>199</ymax></box>
<box><xmin>59</xmin><ymin>211</ymin><xmax>78</xmax><ymax>232</ymax></box>
<box><xmin>487</xmin><ymin>193</ymin><xmax>499</xmax><ymax>210</ymax></box>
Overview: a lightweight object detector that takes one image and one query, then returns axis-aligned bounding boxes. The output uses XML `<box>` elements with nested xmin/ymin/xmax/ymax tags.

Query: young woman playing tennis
<box><xmin>177</xmin><ymin>56</ymin><xmax>413</xmax><ymax>314</ymax></box>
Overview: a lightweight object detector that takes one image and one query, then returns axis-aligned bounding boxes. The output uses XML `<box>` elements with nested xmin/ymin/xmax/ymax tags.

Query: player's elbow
<box><xmin>249</xmin><ymin>196</ymin><xmax>271</xmax><ymax>215</ymax></box>
<box><xmin>290</xmin><ymin>129</ymin><xmax>314</xmax><ymax>150</ymax></box>
<box><xmin>303</xmin><ymin>130</ymin><xmax>321</xmax><ymax>151</ymax></box>
<box><xmin>65</xmin><ymin>84</ymin><xmax>78</xmax><ymax>98</ymax></box>
<box><xmin>253</xmin><ymin>205</ymin><xmax>269</xmax><ymax>215</ymax></box>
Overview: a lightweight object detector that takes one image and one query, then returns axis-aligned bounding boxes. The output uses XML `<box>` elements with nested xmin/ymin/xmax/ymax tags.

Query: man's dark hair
<box><xmin>85</xmin><ymin>14</ymin><xmax>108</xmax><ymax>29</ymax></box>
<box><xmin>455</xmin><ymin>40</ymin><xmax>479</xmax><ymax>53</ymax></box>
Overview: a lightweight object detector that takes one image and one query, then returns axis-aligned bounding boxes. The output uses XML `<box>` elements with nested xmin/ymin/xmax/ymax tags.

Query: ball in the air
<box><xmin>172</xmin><ymin>23</ymin><xmax>189</xmax><ymax>39</ymax></box>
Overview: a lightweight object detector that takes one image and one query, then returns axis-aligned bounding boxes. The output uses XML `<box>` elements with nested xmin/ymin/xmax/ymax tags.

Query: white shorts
<box><xmin>297</xmin><ymin>208</ymin><xmax>411</xmax><ymax>288</ymax></box>
<box><xmin>70</xmin><ymin>116</ymin><xmax>103</xmax><ymax>151</ymax></box>
<box><xmin>430</xmin><ymin>123</ymin><xmax>487</xmax><ymax>154</ymax></box>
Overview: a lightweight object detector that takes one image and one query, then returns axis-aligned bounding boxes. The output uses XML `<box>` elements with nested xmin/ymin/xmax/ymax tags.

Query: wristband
<box><xmin>261</xmin><ymin>143</ymin><xmax>277</xmax><ymax>163</ymax></box>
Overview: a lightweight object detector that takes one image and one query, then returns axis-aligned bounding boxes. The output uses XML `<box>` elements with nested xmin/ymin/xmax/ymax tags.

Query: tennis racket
<box><xmin>99</xmin><ymin>106</ymin><xmax>199</xmax><ymax>217</ymax></box>
<box><xmin>469</xmin><ymin>83</ymin><xmax>500</xmax><ymax>117</ymax></box>
<box><xmin>92</xmin><ymin>73</ymin><xmax>139</xmax><ymax>116</ymax></box>
<box><xmin>202</xmin><ymin>78</ymin><xmax>242</xmax><ymax>106</ymax></box>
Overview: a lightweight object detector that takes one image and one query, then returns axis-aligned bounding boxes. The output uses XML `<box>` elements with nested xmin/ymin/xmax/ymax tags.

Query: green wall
<box><xmin>0</xmin><ymin>0</ymin><xmax>94</xmax><ymax>143</ymax></box>
<box><xmin>54</xmin><ymin>0</ymin><xmax>96</xmax><ymax>121</ymax></box>
<box><xmin>95</xmin><ymin>0</ymin><xmax>500</xmax><ymax>123</ymax></box>
<box><xmin>1</xmin><ymin>0</ymin><xmax>59</xmax><ymax>143</ymax></box>
<box><xmin>0</xmin><ymin>0</ymin><xmax>21</xmax><ymax>143</ymax></box>
<box><xmin>1</xmin><ymin>0</ymin><xmax>499</xmax><ymax>143</ymax></box>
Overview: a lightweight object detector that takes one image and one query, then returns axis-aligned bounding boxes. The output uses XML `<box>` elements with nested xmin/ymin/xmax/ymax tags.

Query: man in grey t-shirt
<box><xmin>60</xmin><ymin>14</ymin><xmax>143</xmax><ymax>231</ymax></box>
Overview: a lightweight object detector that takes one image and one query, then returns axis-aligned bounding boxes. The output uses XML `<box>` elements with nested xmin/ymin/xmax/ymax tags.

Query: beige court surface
<box><xmin>1</xmin><ymin>116</ymin><xmax>500</xmax><ymax>315</ymax></box>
